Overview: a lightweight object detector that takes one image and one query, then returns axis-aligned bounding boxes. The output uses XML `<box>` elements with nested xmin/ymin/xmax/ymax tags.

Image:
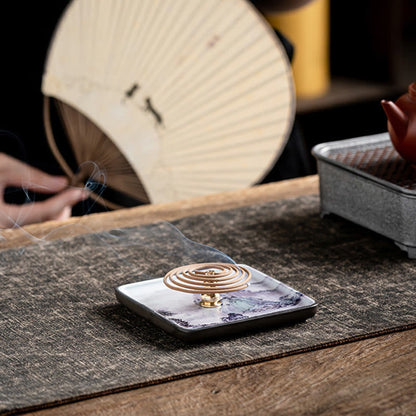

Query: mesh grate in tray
<box><xmin>329</xmin><ymin>143</ymin><xmax>416</xmax><ymax>190</ymax></box>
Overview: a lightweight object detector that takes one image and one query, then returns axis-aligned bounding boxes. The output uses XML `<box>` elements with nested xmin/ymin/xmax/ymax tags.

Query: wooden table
<box><xmin>2</xmin><ymin>175</ymin><xmax>415</xmax><ymax>416</ymax></box>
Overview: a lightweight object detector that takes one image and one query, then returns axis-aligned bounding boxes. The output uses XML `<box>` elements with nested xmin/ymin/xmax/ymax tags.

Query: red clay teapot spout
<box><xmin>381</xmin><ymin>82</ymin><xmax>416</xmax><ymax>164</ymax></box>
<box><xmin>381</xmin><ymin>100</ymin><xmax>408</xmax><ymax>141</ymax></box>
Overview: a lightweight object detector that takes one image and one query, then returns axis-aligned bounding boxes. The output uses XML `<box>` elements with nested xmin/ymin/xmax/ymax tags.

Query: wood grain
<box><xmin>5</xmin><ymin>175</ymin><xmax>415</xmax><ymax>415</ymax></box>
<box><xmin>0</xmin><ymin>175</ymin><xmax>319</xmax><ymax>250</ymax></box>
<box><xmin>26</xmin><ymin>329</ymin><xmax>416</xmax><ymax>416</ymax></box>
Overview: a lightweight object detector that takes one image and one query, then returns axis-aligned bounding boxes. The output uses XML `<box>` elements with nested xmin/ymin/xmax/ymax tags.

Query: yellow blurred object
<box><xmin>266</xmin><ymin>0</ymin><xmax>330</xmax><ymax>99</ymax></box>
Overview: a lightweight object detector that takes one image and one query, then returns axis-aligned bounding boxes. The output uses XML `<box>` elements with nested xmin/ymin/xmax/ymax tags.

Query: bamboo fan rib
<box><xmin>42</xmin><ymin>0</ymin><xmax>295</xmax><ymax>206</ymax></box>
<box><xmin>53</xmin><ymin>99</ymin><xmax>150</xmax><ymax>205</ymax></box>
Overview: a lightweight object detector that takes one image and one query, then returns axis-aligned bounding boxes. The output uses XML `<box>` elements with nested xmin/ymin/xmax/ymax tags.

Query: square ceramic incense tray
<box><xmin>116</xmin><ymin>265</ymin><xmax>317</xmax><ymax>342</ymax></box>
<box><xmin>312</xmin><ymin>132</ymin><xmax>416</xmax><ymax>258</ymax></box>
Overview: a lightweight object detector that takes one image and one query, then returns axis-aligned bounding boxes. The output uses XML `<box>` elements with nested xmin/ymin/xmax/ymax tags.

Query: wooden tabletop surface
<box><xmin>3</xmin><ymin>175</ymin><xmax>415</xmax><ymax>416</ymax></box>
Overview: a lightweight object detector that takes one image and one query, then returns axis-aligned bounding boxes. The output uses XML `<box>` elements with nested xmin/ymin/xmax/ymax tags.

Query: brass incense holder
<box><xmin>163</xmin><ymin>263</ymin><xmax>251</xmax><ymax>308</ymax></box>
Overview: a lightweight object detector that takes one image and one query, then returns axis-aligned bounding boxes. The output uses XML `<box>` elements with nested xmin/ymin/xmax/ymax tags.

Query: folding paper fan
<box><xmin>42</xmin><ymin>0</ymin><xmax>295</xmax><ymax>209</ymax></box>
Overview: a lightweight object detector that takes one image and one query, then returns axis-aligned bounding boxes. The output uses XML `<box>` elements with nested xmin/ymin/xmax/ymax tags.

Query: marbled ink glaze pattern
<box><xmin>117</xmin><ymin>266</ymin><xmax>313</xmax><ymax>330</ymax></box>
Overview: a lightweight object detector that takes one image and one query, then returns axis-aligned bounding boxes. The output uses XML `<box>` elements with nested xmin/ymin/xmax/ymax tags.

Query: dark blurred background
<box><xmin>0</xmin><ymin>2</ymin><xmax>69</xmax><ymax>171</ymax></box>
<box><xmin>0</xmin><ymin>1</ymin><xmax>414</xmax><ymax>212</ymax></box>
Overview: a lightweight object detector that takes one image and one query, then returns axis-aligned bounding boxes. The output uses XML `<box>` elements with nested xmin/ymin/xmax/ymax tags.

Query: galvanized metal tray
<box><xmin>312</xmin><ymin>132</ymin><xmax>416</xmax><ymax>258</ymax></box>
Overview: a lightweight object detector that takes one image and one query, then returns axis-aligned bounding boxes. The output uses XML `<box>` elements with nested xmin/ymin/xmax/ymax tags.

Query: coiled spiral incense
<box><xmin>163</xmin><ymin>263</ymin><xmax>251</xmax><ymax>307</ymax></box>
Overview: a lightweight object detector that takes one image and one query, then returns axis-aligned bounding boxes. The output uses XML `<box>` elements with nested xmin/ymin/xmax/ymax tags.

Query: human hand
<box><xmin>0</xmin><ymin>153</ymin><xmax>89</xmax><ymax>228</ymax></box>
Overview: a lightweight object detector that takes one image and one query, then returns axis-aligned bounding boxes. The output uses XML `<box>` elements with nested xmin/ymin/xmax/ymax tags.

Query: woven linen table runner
<box><xmin>1</xmin><ymin>194</ymin><xmax>415</xmax><ymax>415</ymax></box>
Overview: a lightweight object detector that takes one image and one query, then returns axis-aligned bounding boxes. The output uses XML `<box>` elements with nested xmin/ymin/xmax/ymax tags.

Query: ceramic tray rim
<box><xmin>115</xmin><ymin>264</ymin><xmax>318</xmax><ymax>341</ymax></box>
